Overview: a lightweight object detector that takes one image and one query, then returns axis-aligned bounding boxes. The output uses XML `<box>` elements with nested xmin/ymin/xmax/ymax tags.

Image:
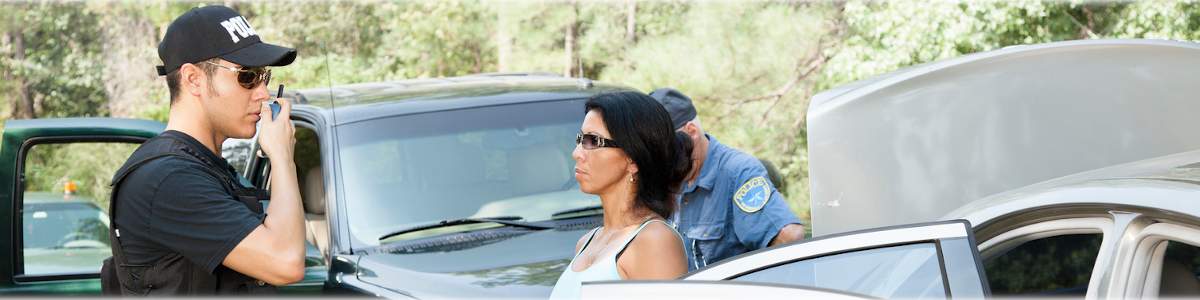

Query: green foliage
<box><xmin>7</xmin><ymin>1</ymin><xmax>1200</xmax><ymax>225</ymax></box>
<box><xmin>23</xmin><ymin>143</ymin><xmax>139</xmax><ymax>210</ymax></box>
<box><xmin>0</xmin><ymin>3</ymin><xmax>108</xmax><ymax>118</ymax></box>
<box><xmin>1111</xmin><ymin>1</ymin><xmax>1200</xmax><ymax>40</ymax></box>
<box><xmin>599</xmin><ymin>2</ymin><xmax>833</xmax><ymax>219</ymax></box>
<box><xmin>251</xmin><ymin>1</ymin><xmax>496</xmax><ymax>87</ymax></box>
<box><xmin>984</xmin><ymin>234</ymin><xmax>1101</xmax><ymax>295</ymax></box>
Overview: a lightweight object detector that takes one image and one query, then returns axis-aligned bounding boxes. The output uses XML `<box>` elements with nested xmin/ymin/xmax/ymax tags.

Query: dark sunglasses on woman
<box><xmin>576</xmin><ymin>132</ymin><xmax>619</xmax><ymax>150</ymax></box>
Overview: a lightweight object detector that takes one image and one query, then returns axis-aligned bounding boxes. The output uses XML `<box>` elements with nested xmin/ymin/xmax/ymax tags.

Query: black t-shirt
<box><xmin>113</xmin><ymin>130</ymin><xmax>262</xmax><ymax>273</ymax></box>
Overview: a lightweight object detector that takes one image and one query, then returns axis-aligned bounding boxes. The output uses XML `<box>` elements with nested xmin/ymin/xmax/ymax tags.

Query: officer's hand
<box><xmin>258</xmin><ymin>99</ymin><xmax>295</xmax><ymax>161</ymax></box>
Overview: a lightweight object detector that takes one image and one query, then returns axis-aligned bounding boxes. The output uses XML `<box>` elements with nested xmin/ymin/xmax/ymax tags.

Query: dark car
<box><xmin>0</xmin><ymin>74</ymin><xmax>630</xmax><ymax>298</ymax></box>
<box><xmin>21</xmin><ymin>192</ymin><xmax>111</xmax><ymax>276</ymax></box>
<box><xmin>227</xmin><ymin>73</ymin><xmax>634</xmax><ymax>298</ymax></box>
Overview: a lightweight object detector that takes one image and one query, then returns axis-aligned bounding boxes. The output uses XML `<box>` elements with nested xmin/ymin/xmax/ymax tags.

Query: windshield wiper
<box><xmin>550</xmin><ymin>205</ymin><xmax>604</xmax><ymax>219</ymax></box>
<box><xmin>378</xmin><ymin>216</ymin><xmax>554</xmax><ymax>241</ymax></box>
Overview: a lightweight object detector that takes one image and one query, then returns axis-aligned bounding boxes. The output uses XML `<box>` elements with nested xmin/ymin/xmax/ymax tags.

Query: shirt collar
<box><xmin>683</xmin><ymin>134</ymin><xmax>721</xmax><ymax>193</ymax></box>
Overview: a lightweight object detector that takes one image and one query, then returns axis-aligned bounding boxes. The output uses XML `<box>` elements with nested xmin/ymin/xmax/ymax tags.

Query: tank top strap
<box><xmin>615</xmin><ymin>219</ymin><xmax>666</xmax><ymax>252</ymax></box>
<box><xmin>613</xmin><ymin>218</ymin><xmax>687</xmax><ymax>262</ymax></box>
<box><xmin>573</xmin><ymin>227</ymin><xmax>602</xmax><ymax>258</ymax></box>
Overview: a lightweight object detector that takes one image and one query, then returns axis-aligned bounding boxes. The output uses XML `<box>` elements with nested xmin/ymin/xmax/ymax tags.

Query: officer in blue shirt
<box><xmin>650</xmin><ymin>88</ymin><xmax>806</xmax><ymax>271</ymax></box>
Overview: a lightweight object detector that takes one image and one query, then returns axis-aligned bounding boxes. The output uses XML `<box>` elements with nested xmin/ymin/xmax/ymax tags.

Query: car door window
<box><xmin>220</xmin><ymin>137</ymin><xmax>255</xmax><ymax>178</ymax></box>
<box><xmin>983</xmin><ymin>233</ymin><xmax>1101</xmax><ymax>297</ymax></box>
<box><xmin>687</xmin><ymin>221</ymin><xmax>987</xmax><ymax>299</ymax></box>
<box><xmin>1156</xmin><ymin>241</ymin><xmax>1200</xmax><ymax>296</ymax></box>
<box><xmin>734</xmin><ymin>242</ymin><xmax>946</xmax><ymax>299</ymax></box>
<box><xmin>20</xmin><ymin>142</ymin><xmax>138</xmax><ymax>276</ymax></box>
<box><xmin>241</xmin><ymin>123</ymin><xmax>329</xmax><ymax>292</ymax></box>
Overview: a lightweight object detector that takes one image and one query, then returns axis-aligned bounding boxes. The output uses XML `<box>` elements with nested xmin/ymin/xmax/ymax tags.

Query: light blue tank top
<box><xmin>548</xmin><ymin>219</ymin><xmax>682</xmax><ymax>299</ymax></box>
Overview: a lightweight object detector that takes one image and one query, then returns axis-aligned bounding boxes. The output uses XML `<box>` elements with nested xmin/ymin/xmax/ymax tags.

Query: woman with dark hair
<box><xmin>549</xmin><ymin>91</ymin><xmax>694</xmax><ymax>299</ymax></box>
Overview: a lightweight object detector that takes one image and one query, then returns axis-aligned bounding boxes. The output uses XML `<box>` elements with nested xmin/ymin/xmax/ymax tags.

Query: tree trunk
<box><xmin>626</xmin><ymin>0</ymin><xmax>636</xmax><ymax>46</ymax></box>
<box><xmin>563</xmin><ymin>1</ymin><xmax>578</xmax><ymax>77</ymax></box>
<box><xmin>1</xmin><ymin>31</ymin><xmax>11</xmax><ymax>118</ymax></box>
<box><xmin>101</xmin><ymin>7</ymin><xmax>160</xmax><ymax>118</ymax></box>
<box><xmin>12</xmin><ymin>30</ymin><xmax>34</xmax><ymax>119</ymax></box>
<box><xmin>496</xmin><ymin>6</ymin><xmax>513</xmax><ymax>72</ymax></box>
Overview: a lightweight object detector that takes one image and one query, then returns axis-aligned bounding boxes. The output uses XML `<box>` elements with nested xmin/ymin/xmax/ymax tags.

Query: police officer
<box><xmin>101</xmin><ymin>5</ymin><xmax>304</xmax><ymax>295</ymax></box>
<box><xmin>650</xmin><ymin>88</ymin><xmax>806</xmax><ymax>271</ymax></box>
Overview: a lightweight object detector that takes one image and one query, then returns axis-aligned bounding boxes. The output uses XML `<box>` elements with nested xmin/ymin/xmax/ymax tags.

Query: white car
<box><xmin>584</xmin><ymin>220</ymin><xmax>985</xmax><ymax>299</ymax></box>
<box><xmin>584</xmin><ymin>39</ymin><xmax>1200</xmax><ymax>299</ymax></box>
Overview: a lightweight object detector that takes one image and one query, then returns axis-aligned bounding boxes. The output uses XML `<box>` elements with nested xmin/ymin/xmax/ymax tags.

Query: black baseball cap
<box><xmin>156</xmin><ymin>5</ymin><xmax>296</xmax><ymax>76</ymax></box>
<box><xmin>649</xmin><ymin>88</ymin><xmax>698</xmax><ymax>130</ymax></box>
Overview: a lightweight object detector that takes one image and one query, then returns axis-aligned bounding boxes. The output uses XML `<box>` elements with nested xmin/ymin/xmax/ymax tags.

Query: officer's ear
<box><xmin>179</xmin><ymin>63</ymin><xmax>208</xmax><ymax>98</ymax></box>
<box><xmin>626</xmin><ymin>158</ymin><xmax>638</xmax><ymax>175</ymax></box>
<box><xmin>681</xmin><ymin>122</ymin><xmax>702</xmax><ymax>140</ymax></box>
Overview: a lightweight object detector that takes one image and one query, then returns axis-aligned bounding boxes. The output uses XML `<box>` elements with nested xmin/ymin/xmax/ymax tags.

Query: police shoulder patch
<box><xmin>733</xmin><ymin>176</ymin><xmax>771</xmax><ymax>213</ymax></box>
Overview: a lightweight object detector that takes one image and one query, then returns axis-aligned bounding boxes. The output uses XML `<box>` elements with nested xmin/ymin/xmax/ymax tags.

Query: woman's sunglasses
<box><xmin>576</xmin><ymin>132</ymin><xmax>619</xmax><ymax>150</ymax></box>
<box><xmin>203</xmin><ymin>61</ymin><xmax>272</xmax><ymax>89</ymax></box>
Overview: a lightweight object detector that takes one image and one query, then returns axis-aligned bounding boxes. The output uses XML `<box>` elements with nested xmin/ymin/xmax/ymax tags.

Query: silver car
<box><xmin>585</xmin><ymin>39</ymin><xmax>1200</xmax><ymax>299</ymax></box>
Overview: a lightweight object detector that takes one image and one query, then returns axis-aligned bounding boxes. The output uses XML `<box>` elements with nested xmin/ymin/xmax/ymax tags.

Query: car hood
<box><xmin>355</xmin><ymin>227</ymin><xmax>588</xmax><ymax>298</ymax></box>
<box><xmin>807</xmin><ymin>39</ymin><xmax>1200</xmax><ymax>236</ymax></box>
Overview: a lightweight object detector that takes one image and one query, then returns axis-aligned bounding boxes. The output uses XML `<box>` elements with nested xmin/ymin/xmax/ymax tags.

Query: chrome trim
<box><xmin>581</xmin><ymin>280</ymin><xmax>877</xmax><ymax>300</ymax></box>
<box><xmin>1119</xmin><ymin>222</ymin><xmax>1200</xmax><ymax>298</ymax></box>
<box><xmin>1094</xmin><ymin>211</ymin><xmax>1147</xmax><ymax>299</ymax></box>
<box><xmin>687</xmin><ymin>222</ymin><xmax>968</xmax><ymax>280</ymax></box>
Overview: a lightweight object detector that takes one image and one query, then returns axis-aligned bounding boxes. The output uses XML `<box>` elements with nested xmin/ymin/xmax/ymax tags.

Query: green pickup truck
<box><xmin>0</xmin><ymin>118</ymin><xmax>326</xmax><ymax>295</ymax></box>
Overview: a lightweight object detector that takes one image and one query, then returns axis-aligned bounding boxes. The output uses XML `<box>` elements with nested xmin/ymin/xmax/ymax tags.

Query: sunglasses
<box><xmin>576</xmin><ymin>132</ymin><xmax>619</xmax><ymax>150</ymax></box>
<box><xmin>203</xmin><ymin>61</ymin><xmax>272</xmax><ymax>89</ymax></box>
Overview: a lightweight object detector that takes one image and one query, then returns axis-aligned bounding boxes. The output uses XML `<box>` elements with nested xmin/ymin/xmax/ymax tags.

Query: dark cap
<box><xmin>649</xmin><ymin>88</ymin><xmax>698</xmax><ymax>130</ymax></box>
<box><xmin>156</xmin><ymin>5</ymin><xmax>296</xmax><ymax>76</ymax></box>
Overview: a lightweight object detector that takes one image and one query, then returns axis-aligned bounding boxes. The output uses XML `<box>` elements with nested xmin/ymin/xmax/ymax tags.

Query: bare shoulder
<box><xmin>618</xmin><ymin>221</ymin><xmax>686</xmax><ymax>279</ymax></box>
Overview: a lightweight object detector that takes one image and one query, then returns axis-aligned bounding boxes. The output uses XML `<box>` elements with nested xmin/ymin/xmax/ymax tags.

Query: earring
<box><xmin>628</xmin><ymin>174</ymin><xmax>635</xmax><ymax>183</ymax></box>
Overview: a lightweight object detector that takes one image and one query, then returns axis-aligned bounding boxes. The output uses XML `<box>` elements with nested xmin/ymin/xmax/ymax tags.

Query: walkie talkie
<box><xmin>269</xmin><ymin>85</ymin><xmax>283</xmax><ymax>120</ymax></box>
<box><xmin>256</xmin><ymin>84</ymin><xmax>284</xmax><ymax>159</ymax></box>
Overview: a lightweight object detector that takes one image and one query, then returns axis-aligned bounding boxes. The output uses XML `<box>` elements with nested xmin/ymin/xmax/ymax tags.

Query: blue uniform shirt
<box><xmin>670</xmin><ymin>135</ymin><xmax>803</xmax><ymax>271</ymax></box>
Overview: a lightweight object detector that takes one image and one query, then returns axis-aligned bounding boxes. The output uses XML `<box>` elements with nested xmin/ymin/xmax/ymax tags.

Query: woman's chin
<box><xmin>578</xmin><ymin>185</ymin><xmax>597</xmax><ymax>195</ymax></box>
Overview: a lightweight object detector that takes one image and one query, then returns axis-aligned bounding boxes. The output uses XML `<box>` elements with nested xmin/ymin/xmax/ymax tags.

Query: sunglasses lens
<box><xmin>236</xmin><ymin>68</ymin><xmax>269</xmax><ymax>89</ymax></box>
<box><xmin>575</xmin><ymin>133</ymin><xmax>596</xmax><ymax>150</ymax></box>
<box><xmin>584</xmin><ymin>135</ymin><xmax>597</xmax><ymax>149</ymax></box>
<box><xmin>237</xmin><ymin>71</ymin><xmax>256</xmax><ymax>88</ymax></box>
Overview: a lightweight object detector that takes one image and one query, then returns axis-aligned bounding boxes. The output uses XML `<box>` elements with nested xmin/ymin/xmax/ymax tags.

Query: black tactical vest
<box><xmin>100</xmin><ymin>134</ymin><xmax>274</xmax><ymax>295</ymax></box>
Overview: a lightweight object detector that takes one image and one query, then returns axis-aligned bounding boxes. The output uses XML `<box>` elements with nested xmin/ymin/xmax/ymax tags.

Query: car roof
<box><xmin>23</xmin><ymin>191</ymin><xmax>100</xmax><ymax>207</ymax></box>
<box><xmin>807</xmin><ymin>39</ymin><xmax>1200</xmax><ymax>236</ymax></box>
<box><xmin>946</xmin><ymin>147</ymin><xmax>1200</xmax><ymax>225</ymax></box>
<box><xmin>291</xmin><ymin>74</ymin><xmax>633</xmax><ymax>126</ymax></box>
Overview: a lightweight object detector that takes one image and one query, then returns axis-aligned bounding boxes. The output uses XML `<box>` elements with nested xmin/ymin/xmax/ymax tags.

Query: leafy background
<box><xmin>4</xmin><ymin>0</ymin><xmax>1200</xmax><ymax>226</ymax></box>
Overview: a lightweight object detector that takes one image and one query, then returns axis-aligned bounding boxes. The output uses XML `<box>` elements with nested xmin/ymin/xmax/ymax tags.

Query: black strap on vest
<box><xmin>102</xmin><ymin>153</ymin><xmax>176</xmax><ymax>295</ymax></box>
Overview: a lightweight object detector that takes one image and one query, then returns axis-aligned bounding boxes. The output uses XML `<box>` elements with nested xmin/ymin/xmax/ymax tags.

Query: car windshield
<box><xmin>337</xmin><ymin>99</ymin><xmax>599</xmax><ymax>247</ymax></box>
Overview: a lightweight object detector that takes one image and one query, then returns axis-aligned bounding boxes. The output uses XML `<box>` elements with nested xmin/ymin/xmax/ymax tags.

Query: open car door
<box><xmin>583</xmin><ymin>220</ymin><xmax>988</xmax><ymax>299</ymax></box>
<box><xmin>0</xmin><ymin>118</ymin><xmax>161</xmax><ymax>294</ymax></box>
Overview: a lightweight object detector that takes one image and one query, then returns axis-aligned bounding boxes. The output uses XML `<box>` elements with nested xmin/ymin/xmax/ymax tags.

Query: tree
<box><xmin>0</xmin><ymin>3</ymin><xmax>108</xmax><ymax>119</ymax></box>
<box><xmin>7</xmin><ymin>0</ymin><xmax>1200</xmax><ymax>226</ymax></box>
<box><xmin>598</xmin><ymin>2</ymin><xmax>836</xmax><ymax>219</ymax></box>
